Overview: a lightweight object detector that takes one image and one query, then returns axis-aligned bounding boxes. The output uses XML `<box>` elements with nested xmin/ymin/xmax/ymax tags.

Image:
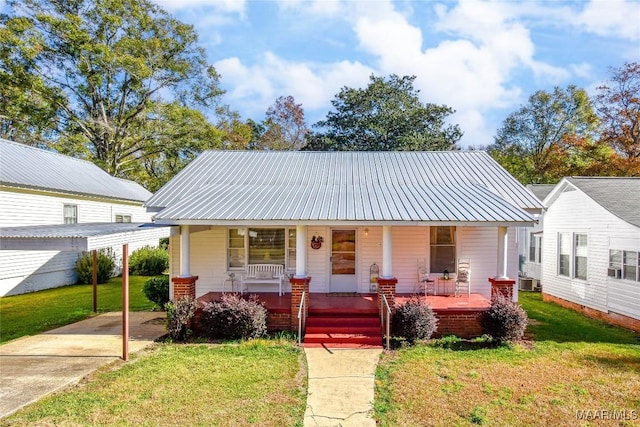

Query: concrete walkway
<box><xmin>304</xmin><ymin>347</ymin><xmax>382</xmax><ymax>427</ymax></box>
<box><xmin>0</xmin><ymin>311</ymin><xmax>166</xmax><ymax>418</ymax></box>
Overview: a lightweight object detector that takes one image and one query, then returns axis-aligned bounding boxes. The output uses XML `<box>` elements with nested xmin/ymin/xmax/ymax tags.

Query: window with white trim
<box><xmin>227</xmin><ymin>228</ymin><xmax>296</xmax><ymax>270</ymax></box>
<box><xmin>574</xmin><ymin>234</ymin><xmax>587</xmax><ymax>280</ymax></box>
<box><xmin>63</xmin><ymin>204</ymin><xmax>77</xmax><ymax>224</ymax></box>
<box><xmin>430</xmin><ymin>226</ymin><xmax>456</xmax><ymax>273</ymax></box>
<box><xmin>115</xmin><ymin>214</ymin><xmax>132</xmax><ymax>223</ymax></box>
<box><xmin>529</xmin><ymin>234</ymin><xmax>542</xmax><ymax>264</ymax></box>
<box><xmin>228</xmin><ymin>228</ymin><xmax>246</xmax><ymax>269</ymax></box>
<box><xmin>610</xmin><ymin>250</ymin><xmax>639</xmax><ymax>282</ymax></box>
<box><xmin>558</xmin><ymin>233</ymin><xmax>570</xmax><ymax>277</ymax></box>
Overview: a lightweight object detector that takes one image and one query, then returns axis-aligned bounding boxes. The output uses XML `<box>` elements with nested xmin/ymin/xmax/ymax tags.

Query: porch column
<box><xmin>180</xmin><ymin>225</ymin><xmax>190</xmax><ymax>277</ymax></box>
<box><xmin>382</xmin><ymin>225</ymin><xmax>393</xmax><ymax>278</ymax></box>
<box><xmin>495</xmin><ymin>226</ymin><xmax>508</xmax><ymax>279</ymax></box>
<box><xmin>295</xmin><ymin>225</ymin><xmax>307</xmax><ymax>278</ymax></box>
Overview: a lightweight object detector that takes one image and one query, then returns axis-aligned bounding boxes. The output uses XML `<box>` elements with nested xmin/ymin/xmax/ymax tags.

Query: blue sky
<box><xmin>150</xmin><ymin>0</ymin><xmax>639</xmax><ymax>147</ymax></box>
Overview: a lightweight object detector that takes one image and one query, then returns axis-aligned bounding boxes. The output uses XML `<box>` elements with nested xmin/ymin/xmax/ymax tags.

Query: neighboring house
<box><xmin>0</xmin><ymin>138</ymin><xmax>168</xmax><ymax>296</ymax></box>
<box><xmin>541</xmin><ymin>177</ymin><xmax>640</xmax><ymax>332</ymax></box>
<box><xmin>516</xmin><ymin>184</ymin><xmax>555</xmax><ymax>290</ymax></box>
<box><xmin>145</xmin><ymin>151</ymin><xmax>543</xmax><ymax>307</ymax></box>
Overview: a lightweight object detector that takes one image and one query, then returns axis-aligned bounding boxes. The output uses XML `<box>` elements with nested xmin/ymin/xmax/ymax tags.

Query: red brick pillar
<box><xmin>377</xmin><ymin>277</ymin><xmax>397</xmax><ymax>314</ymax></box>
<box><xmin>290</xmin><ymin>276</ymin><xmax>311</xmax><ymax>331</ymax></box>
<box><xmin>489</xmin><ymin>278</ymin><xmax>515</xmax><ymax>300</ymax></box>
<box><xmin>172</xmin><ymin>276</ymin><xmax>198</xmax><ymax>300</ymax></box>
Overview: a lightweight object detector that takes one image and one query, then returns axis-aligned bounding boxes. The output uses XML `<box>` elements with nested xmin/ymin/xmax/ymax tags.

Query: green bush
<box><xmin>143</xmin><ymin>276</ymin><xmax>170</xmax><ymax>308</ymax></box>
<box><xmin>165</xmin><ymin>296</ymin><xmax>198</xmax><ymax>341</ymax></box>
<box><xmin>76</xmin><ymin>249</ymin><xmax>115</xmax><ymax>284</ymax></box>
<box><xmin>201</xmin><ymin>293</ymin><xmax>267</xmax><ymax>340</ymax></box>
<box><xmin>392</xmin><ymin>296</ymin><xmax>438</xmax><ymax>343</ymax></box>
<box><xmin>481</xmin><ymin>294</ymin><xmax>528</xmax><ymax>343</ymax></box>
<box><xmin>129</xmin><ymin>245</ymin><xmax>168</xmax><ymax>276</ymax></box>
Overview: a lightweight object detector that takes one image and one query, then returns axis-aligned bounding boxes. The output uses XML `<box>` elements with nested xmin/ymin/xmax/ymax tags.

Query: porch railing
<box><xmin>297</xmin><ymin>291</ymin><xmax>307</xmax><ymax>345</ymax></box>
<box><xmin>381</xmin><ymin>293</ymin><xmax>391</xmax><ymax>349</ymax></box>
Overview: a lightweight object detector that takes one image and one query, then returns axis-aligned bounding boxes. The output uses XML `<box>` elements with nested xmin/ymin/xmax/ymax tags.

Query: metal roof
<box><xmin>147</xmin><ymin>151</ymin><xmax>542</xmax><ymax>225</ymax></box>
<box><xmin>565</xmin><ymin>177</ymin><xmax>640</xmax><ymax>228</ymax></box>
<box><xmin>0</xmin><ymin>138</ymin><xmax>152</xmax><ymax>202</ymax></box>
<box><xmin>0</xmin><ymin>222</ymin><xmax>170</xmax><ymax>251</ymax></box>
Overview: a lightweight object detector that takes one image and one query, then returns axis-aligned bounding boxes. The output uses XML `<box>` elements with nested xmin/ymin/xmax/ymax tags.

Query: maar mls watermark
<box><xmin>576</xmin><ymin>409</ymin><xmax>638</xmax><ymax>421</ymax></box>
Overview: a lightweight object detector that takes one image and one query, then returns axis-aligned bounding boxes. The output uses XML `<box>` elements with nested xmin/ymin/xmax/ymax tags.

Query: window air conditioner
<box><xmin>607</xmin><ymin>268</ymin><xmax>621</xmax><ymax>279</ymax></box>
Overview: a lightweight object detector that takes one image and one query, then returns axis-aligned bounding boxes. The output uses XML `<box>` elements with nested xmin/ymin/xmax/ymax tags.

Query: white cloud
<box><xmin>577</xmin><ymin>0</ymin><xmax>640</xmax><ymax>40</ymax></box>
<box><xmin>154</xmin><ymin>0</ymin><xmax>246</xmax><ymax>15</ymax></box>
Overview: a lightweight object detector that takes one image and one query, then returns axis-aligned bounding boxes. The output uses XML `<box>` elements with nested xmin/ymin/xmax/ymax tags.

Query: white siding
<box><xmin>542</xmin><ymin>188</ymin><xmax>640</xmax><ymax>320</ymax></box>
<box><xmin>307</xmin><ymin>226</ymin><xmax>328</xmax><ymax>293</ymax></box>
<box><xmin>391</xmin><ymin>227</ymin><xmax>428</xmax><ymax>293</ymax></box>
<box><xmin>0</xmin><ymin>188</ymin><xmax>161</xmax><ymax>296</ymax></box>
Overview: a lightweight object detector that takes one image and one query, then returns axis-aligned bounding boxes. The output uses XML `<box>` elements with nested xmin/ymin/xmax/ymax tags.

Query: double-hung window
<box><xmin>609</xmin><ymin>250</ymin><xmax>639</xmax><ymax>281</ymax></box>
<box><xmin>574</xmin><ymin>234</ymin><xmax>588</xmax><ymax>280</ymax></box>
<box><xmin>430</xmin><ymin>226</ymin><xmax>456</xmax><ymax>273</ymax></box>
<box><xmin>63</xmin><ymin>204</ymin><xmax>77</xmax><ymax>224</ymax></box>
<box><xmin>558</xmin><ymin>233</ymin><xmax>571</xmax><ymax>277</ymax></box>
<box><xmin>529</xmin><ymin>234</ymin><xmax>542</xmax><ymax>264</ymax></box>
<box><xmin>558</xmin><ymin>232</ymin><xmax>587</xmax><ymax>280</ymax></box>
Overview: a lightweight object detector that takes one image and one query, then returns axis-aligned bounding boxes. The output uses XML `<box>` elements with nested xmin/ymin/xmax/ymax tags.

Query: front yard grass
<box><xmin>375</xmin><ymin>292</ymin><xmax>640</xmax><ymax>427</ymax></box>
<box><xmin>0</xmin><ymin>276</ymin><xmax>157</xmax><ymax>343</ymax></box>
<box><xmin>3</xmin><ymin>339</ymin><xmax>307</xmax><ymax>427</ymax></box>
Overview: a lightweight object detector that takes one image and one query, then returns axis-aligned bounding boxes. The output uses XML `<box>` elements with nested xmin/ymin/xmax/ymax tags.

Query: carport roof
<box><xmin>0</xmin><ymin>223</ymin><xmax>170</xmax><ymax>252</ymax></box>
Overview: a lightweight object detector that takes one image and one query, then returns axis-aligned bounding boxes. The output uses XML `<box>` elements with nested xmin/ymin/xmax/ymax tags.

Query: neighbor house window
<box><xmin>623</xmin><ymin>251</ymin><xmax>638</xmax><ymax>281</ymax></box>
<box><xmin>558</xmin><ymin>233</ymin><xmax>570</xmax><ymax>277</ymax></box>
<box><xmin>430</xmin><ymin>226</ymin><xmax>456</xmax><ymax>273</ymax></box>
<box><xmin>228</xmin><ymin>228</ymin><xmax>246</xmax><ymax>269</ymax></box>
<box><xmin>574</xmin><ymin>234</ymin><xmax>588</xmax><ymax>280</ymax></box>
<box><xmin>63</xmin><ymin>204</ymin><xmax>77</xmax><ymax>224</ymax></box>
<box><xmin>115</xmin><ymin>214</ymin><xmax>131</xmax><ymax>223</ymax></box>
<box><xmin>529</xmin><ymin>234</ymin><xmax>542</xmax><ymax>263</ymax></box>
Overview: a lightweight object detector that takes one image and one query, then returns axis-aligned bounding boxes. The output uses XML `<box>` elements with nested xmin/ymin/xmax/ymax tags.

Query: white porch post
<box><xmin>295</xmin><ymin>225</ymin><xmax>307</xmax><ymax>278</ymax></box>
<box><xmin>496</xmin><ymin>226</ymin><xmax>508</xmax><ymax>279</ymax></box>
<box><xmin>179</xmin><ymin>225</ymin><xmax>191</xmax><ymax>277</ymax></box>
<box><xmin>382</xmin><ymin>225</ymin><xmax>393</xmax><ymax>278</ymax></box>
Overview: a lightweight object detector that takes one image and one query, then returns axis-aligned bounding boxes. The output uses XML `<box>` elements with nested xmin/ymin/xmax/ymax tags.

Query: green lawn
<box><xmin>374</xmin><ymin>292</ymin><xmax>640</xmax><ymax>427</ymax></box>
<box><xmin>4</xmin><ymin>339</ymin><xmax>307</xmax><ymax>427</ymax></box>
<box><xmin>0</xmin><ymin>276</ymin><xmax>158</xmax><ymax>343</ymax></box>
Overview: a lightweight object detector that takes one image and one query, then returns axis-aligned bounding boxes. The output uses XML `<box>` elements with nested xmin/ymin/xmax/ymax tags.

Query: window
<box><xmin>529</xmin><ymin>234</ymin><xmax>542</xmax><ymax>263</ymax></box>
<box><xmin>430</xmin><ymin>226</ymin><xmax>456</xmax><ymax>273</ymax></box>
<box><xmin>609</xmin><ymin>250</ymin><xmax>639</xmax><ymax>282</ymax></box>
<box><xmin>228</xmin><ymin>228</ymin><xmax>246</xmax><ymax>269</ymax></box>
<box><xmin>574</xmin><ymin>234</ymin><xmax>588</xmax><ymax>280</ymax></box>
<box><xmin>558</xmin><ymin>233</ymin><xmax>570</xmax><ymax>276</ymax></box>
<box><xmin>227</xmin><ymin>228</ymin><xmax>296</xmax><ymax>270</ymax></box>
<box><xmin>115</xmin><ymin>215</ymin><xmax>131</xmax><ymax>223</ymax></box>
<box><xmin>63</xmin><ymin>204</ymin><xmax>77</xmax><ymax>224</ymax></box>
<box><xmin>249</xmin><ymin>228</ymin><xmax>285</xmax><ymax>265</ymax></box>
<box><xmin>288</xmin><ymin>229</ymin><xmax>297</xmax><ymax>271</ymax></box>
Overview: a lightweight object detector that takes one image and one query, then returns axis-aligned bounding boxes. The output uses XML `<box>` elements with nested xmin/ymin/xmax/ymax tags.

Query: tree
<box><xmin>1</xmin><ymin>0</ymin><xmax>224</xmax><ymax>183</ymax></box>
<box><xmin>305</xmin><ymin>74</ymin><xmax>462</xmax><ymax>151</ymax></box>
<box><xmin>594</xmin><ymin>62</ymin><xmax>640</xmax><ymax>176</ymax></box>
<box><xmin>259</xmin><ymin>96</ymin><xmax>309</xmax><ymax>150</ymax></box>
<box><xmin>488</xmin><ymin>85</ymin><xmax>600</xmax><ymax>184</ymax></box>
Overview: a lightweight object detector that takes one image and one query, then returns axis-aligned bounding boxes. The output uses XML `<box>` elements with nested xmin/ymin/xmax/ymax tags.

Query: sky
<box><xmin>146</xmin><ymin>0</ymin><xmax>639</xmax><ymax>148</ymax></box>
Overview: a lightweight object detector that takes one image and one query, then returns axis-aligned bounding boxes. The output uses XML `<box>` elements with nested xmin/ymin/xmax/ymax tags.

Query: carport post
<box><xmin>92</xmin><ymin>250</ymin><xmax>98</xmax><ymax>313</ymax></box>
<box><xmin>122</xmin><ymin>244</ymin><xmax>129</xmax><ymax>361</ymax></box>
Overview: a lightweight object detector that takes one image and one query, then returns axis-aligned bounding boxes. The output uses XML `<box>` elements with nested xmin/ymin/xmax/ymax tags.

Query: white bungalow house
<box><xmin>541</xmin><ymin>177</ymin><xmax>640</xmax><ymax>332</ymax></box>
<box><xmin>516</xmin><ymin>184</ymin><xmax>555</xmax><ymax>290</ymax></box>
<box><xmin>0</xmin><ymin>138</ymin><xmax>169</xmax><ymax>296</ymax></box>
<box><xmin>146</xmin><ymin>151</ymin><xmax>542</xmax><ymax>338</ymax></box>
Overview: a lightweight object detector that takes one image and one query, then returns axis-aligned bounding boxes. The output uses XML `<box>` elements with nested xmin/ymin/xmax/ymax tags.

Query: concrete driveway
<box><xmin>0</xmin><ymin>311</ymin><xmax>166</xmax><ymax>419</ymax></box>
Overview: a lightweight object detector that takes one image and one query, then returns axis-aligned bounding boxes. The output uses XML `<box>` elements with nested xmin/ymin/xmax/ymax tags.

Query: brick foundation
<box><xmin>433</xmin><ymin>309</ymin><xmax>485</xmax><ymax>338</ymax></box>
<box><xmin>172</xmin><ymin>276</ymin><xmax>198</xmax><ymax>300</ymax></box>
<box><xmin>489</xmin><ymin>278</ymin><xmax>516</xmax><ymax>300</ymax></box>
<box><xmin>543</xmin><ymin>293</ymin><xmax>640</xmax><ymax>333</ymax></box>
<box><xmin>268</xmin><ymin>312</ymin><xmax>292</xmax><ymax>332</ymax></box>
<box><xmin>290</xmin><ymin>276</ymin><xmax>311</xmax><ymax>331</ymax></box>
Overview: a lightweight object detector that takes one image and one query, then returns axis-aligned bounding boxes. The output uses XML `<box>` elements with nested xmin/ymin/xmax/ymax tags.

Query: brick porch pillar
<box><xmin>290</xmin><ymin>276</ymin><xmax>311</xmax><ymax>331</ymax></box>
<box><xmin>377</xmin><ymin>277</ymin><xmax>397</xmax><ymax>315</ymax></box>
<box><xmin>172</xmin><ymin>276</ymin><xmax>198</xmax><ymax>300</ymax></box>
<box><xmin>489</xmin><ymin>278</ymin><xmax>515</xmax><ymax>300</ymax></box>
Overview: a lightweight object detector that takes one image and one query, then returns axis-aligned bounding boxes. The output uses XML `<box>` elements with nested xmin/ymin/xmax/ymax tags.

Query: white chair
<box><xmin>455</xmin><ymin>259</ymin><xmax>471</xmax><ymax>297</ymax></box>
<box><xmin>416</xmin><ymin>259</ymin><xmax>436</xmax><ymax>296</ymax></box>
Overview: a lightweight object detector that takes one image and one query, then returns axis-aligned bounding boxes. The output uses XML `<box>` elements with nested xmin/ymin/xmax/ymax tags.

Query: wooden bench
<box><xmin>241</xmin><ymin>264</ymin><xmax>285</xmax><ymax>295</ymax></box>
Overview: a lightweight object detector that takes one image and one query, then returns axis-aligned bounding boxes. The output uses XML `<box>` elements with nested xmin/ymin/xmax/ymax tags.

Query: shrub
<box><xmin>392</xmin><ymin>296</ymin><xmax>438</xmax><ymax>343</ymax></box>
<box><xmin>129</xmin><ymin>245</ymin><xmax>169</xmax><ymax>276</ymax></box>
<box><xmin>165</xmin><ymin>295</ymin><xmax>199</xmax><ymax>341</ymax></box>
<box><xmin>201</xmin><ymin>293</ymin><xmax>267</xmax><ymax>340</ymax></box>
<box><xmin>76</xmin><ymin>249</ymin><xmax>115</xmax><ymax>284</ymax></box>
<box><xmin>481</xmin><ymin>294</ymin><xmax>528</xmax><ymax>343</ymax></box>
<box><xmin>143</xmin><ymin>276</ymin><xmax>170</xmax><ymax>308</ymax></box>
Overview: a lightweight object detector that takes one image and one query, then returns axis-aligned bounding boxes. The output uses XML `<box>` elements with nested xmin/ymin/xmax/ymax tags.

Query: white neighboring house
<box><xmin>516</xmin><ymin>184</ymin><xmax>555</xmax><ymax>290</ymax></box>
<box><xmin>0</xmin><ymin>138</ymin><xmax>168</xmax><ymax>296</ymax></box>
<box><xmin>541</xmin><ymin>177</ymin><xmax>640</xmax><ymax>332</ymax></box>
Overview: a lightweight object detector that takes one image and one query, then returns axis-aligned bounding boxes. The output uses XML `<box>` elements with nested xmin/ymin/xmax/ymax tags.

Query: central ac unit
<box><xmin>519</xmin><ymin>277</ymin><xmax>534</xmax><ymax>291</ymax></box>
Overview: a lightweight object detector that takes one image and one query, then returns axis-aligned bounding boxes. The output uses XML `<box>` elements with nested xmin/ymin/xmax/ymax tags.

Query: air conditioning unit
<box><xmin>519</xmin><ymin>277</ymin><xmax>534</xmax><ymax>291</ymax></box>
<box><xmin>607</xmin><ymin>268</ymin><xmax>622</xmax><ymax>279</ymax></box>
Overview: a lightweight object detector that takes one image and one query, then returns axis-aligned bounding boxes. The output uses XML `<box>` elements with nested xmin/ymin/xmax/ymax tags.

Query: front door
<box><xmin>330</xmin><ymin>229</ymin><xmax>357</xmax><ymax>292</ymax></box>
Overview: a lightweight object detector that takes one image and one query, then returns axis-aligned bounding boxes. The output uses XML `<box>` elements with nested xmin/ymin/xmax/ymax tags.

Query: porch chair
<box><xmin>416</xmin><ymin>260</ymin><xmax>436</xmax><ymax>296</ymax></box>
<box><xmin>455</xmin><ymin>259</ymin><xmax>471</xmax><ymax>297</ymax></box>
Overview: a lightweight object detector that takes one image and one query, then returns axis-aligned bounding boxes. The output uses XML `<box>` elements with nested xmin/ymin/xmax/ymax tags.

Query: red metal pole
<box><xmin>122</xmin><ymin>244</ymin><xmax>129</xmax><ymax>361</ymax></box>
<box><xmin>92</xmin><ymin>250</ymin><xmax>98</xmax><ymax>313</ymax></box>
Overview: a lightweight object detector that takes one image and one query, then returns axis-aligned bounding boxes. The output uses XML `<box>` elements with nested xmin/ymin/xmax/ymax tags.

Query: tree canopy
<box><xmin>305</xmin><ymin>74</ymin><xmax>462</xmax><ymax>151</ymax></box>
<box><xmin>0</xmin><ymin>0</ymin><xmax>225</xmax><ymax>189</ymax></box>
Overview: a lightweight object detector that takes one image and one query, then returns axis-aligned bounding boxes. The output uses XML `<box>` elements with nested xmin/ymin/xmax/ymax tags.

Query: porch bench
<box><xmin>241</xmin><ymin>264</ymin><xmax>285</xmax><ymax>295</ymax></box>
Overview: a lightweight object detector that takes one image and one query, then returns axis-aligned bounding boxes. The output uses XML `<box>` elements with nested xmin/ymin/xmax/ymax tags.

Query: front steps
<box><xmin>303</xmin><ymin>312</ymin><xmax>383</xmax><ymax>349</ymax></box>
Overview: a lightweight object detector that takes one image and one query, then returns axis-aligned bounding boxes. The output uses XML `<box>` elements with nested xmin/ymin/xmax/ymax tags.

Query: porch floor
<box><xmin>198</xmin><ymin>292</ymin><xmax>491</xmax><ymax>312</ymax></box>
